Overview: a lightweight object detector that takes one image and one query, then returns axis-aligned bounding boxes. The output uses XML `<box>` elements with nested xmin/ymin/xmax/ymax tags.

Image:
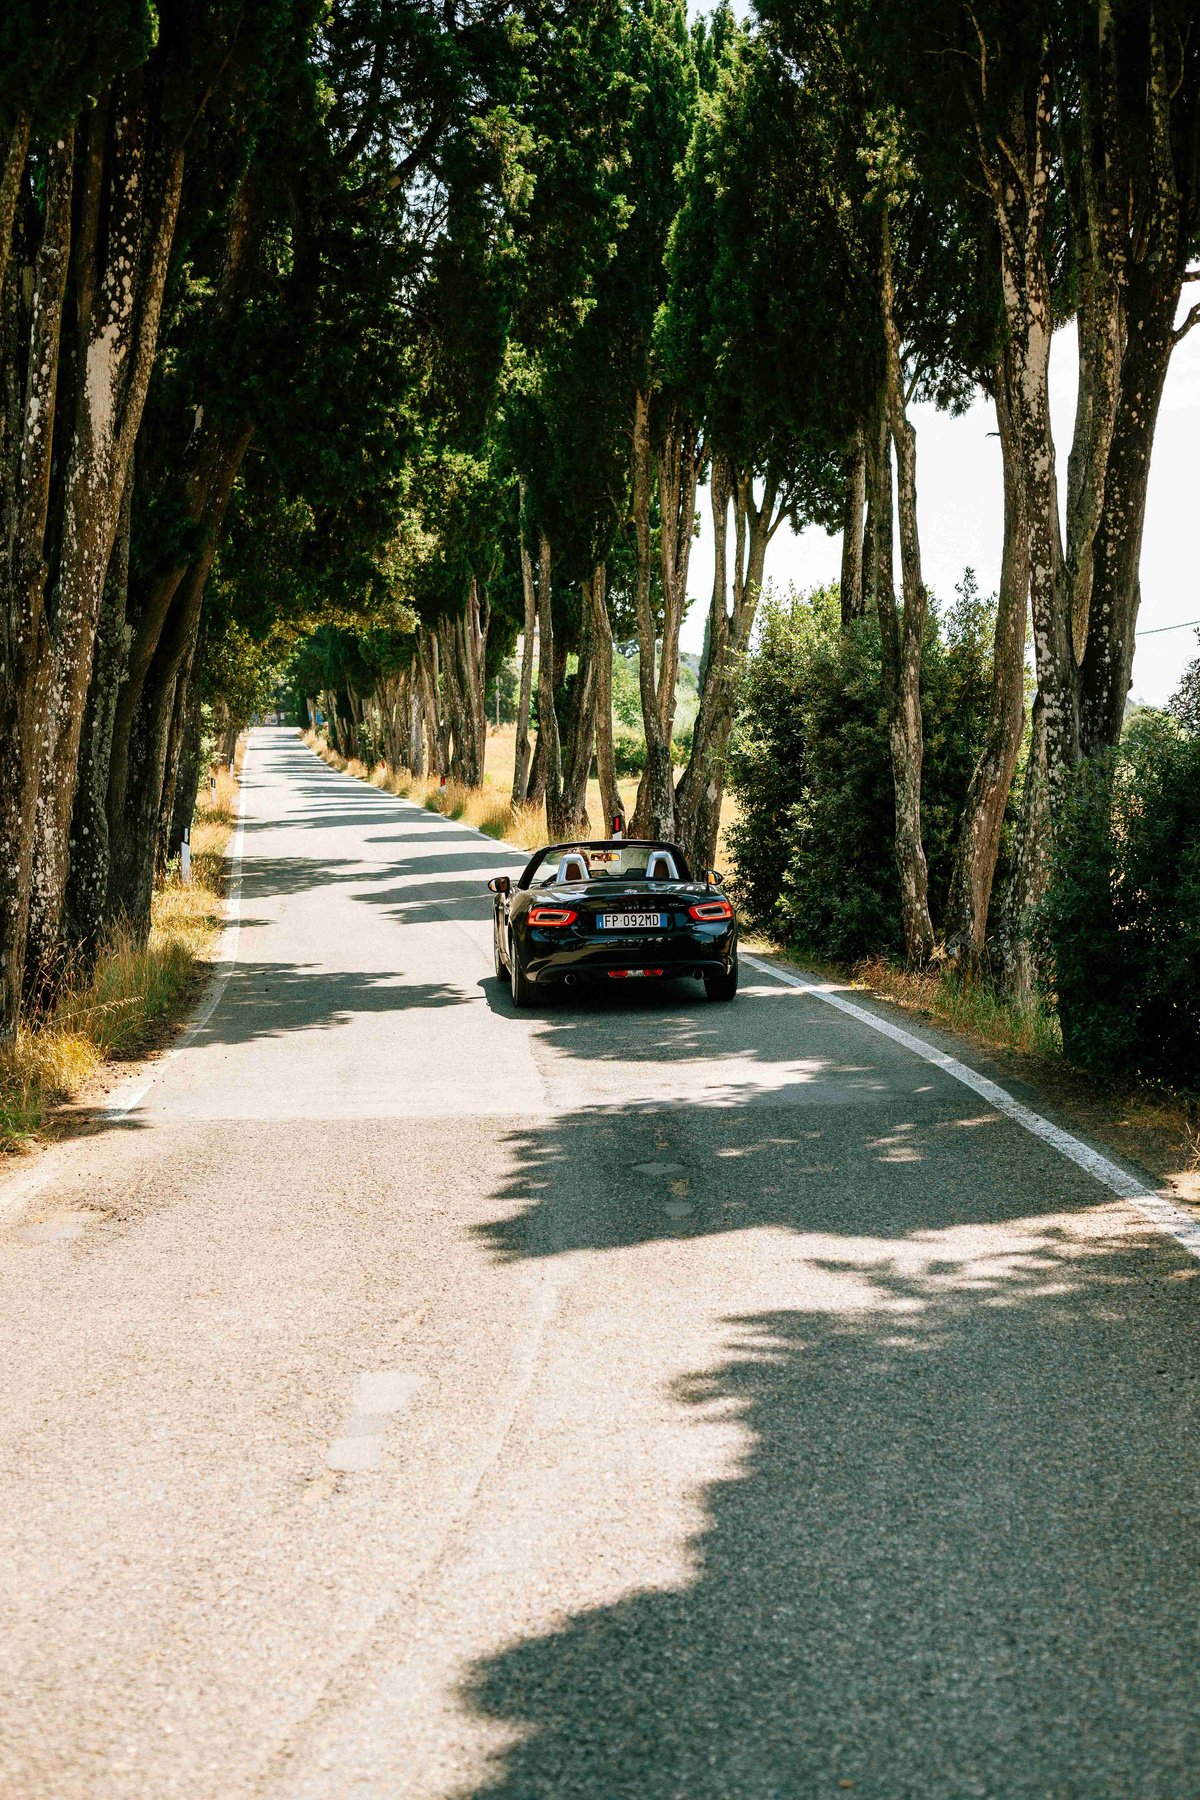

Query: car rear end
<box><xmin>519</xmin><ymin>883</ymin><xmax>736</xmax><ymax>988</ymax></box>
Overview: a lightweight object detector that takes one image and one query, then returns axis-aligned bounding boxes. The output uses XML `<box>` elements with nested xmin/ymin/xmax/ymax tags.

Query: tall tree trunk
<box><xmin>984</xmin><ymin>86</ymin><xmax>1074</xmax><ymax>803</ymax></box>
<box><xmin>966</xmin><ymin>37</ymin><xmax>1140</xmax><ymax>984</ymax></box>
<box><xmin>408</xmin><ymin>673</ymin><xmax>425</xmax><ymax>777</ymax></box>
<box><xmin>1068</xmin><ymin>0</ymin><xmax>1128</xmax><ymax>670</ymax></box>
<box><xmin>454</xmin><ymin>574</ymin><xmax>489</xmax><ymax>788</ymax></box>
<box><xmin>877</xmin><ymin>212</ymin><xmax>935</xmax><ymax>966</ymax></box>
<box><xmin>676</xmin><ymin>455</ymin><xmax>732</xmax><ymax>869</ymax></box>
<box><xmin>166</xmin><ymin>642</ymin><xmax>204</xmax><ymax>865</ymax></box>
<box><xmin>536</xmin><ymin>534</ymin><xmax>565</xmax><ymax>835</ymax></box>
<box><xmin>104</xmin><ymin>421</ymin><xmax>251</xmax><ymax>903</ymax></box>
<box><xmin>376</xmin><ymin>670</ymin><xmax>406</xmax><ymax>770</ymax></box>
<box><xmin>62</xmin><ymin>465</ymin><xmax>133</xmax><ymax>955</ymax></box>
<box><xmin>0</xmin><ymin>108</ymin><xmax>31</xmax><ymax>313</ymax></box>
<box><xmin>839</xmin><ymin>427</ymin><xmax>867</xmax><ymax>624</ymax></box>
<box><xmin>632</xmin><ymin>401</ymin><xmax>703</xmax><ymax>838</ymax></box>
<box><xmin>108</xmin><ymin>542</ymin><xmax>212</xmax><ymax>935</ymax></box>
<box><xmin>526</xmin><ymin>637</ymin><xmax>569</xmax><ymax>811</ymax></box>
<box><xmin>26</xmin><ymin>82</ymin><xmax>186</xmax><ymax>986</ymax></box>
<box><xmin>1081</xmin><ymin>298</ymin><xmax>1191</xmax><ymax>747</ymax></box>
<box><xmin>629</xmin><ymin>390</ymin><xmax>675</xmax><ymax>839</ymax></box>
<box><xmin>437</xmin><ymin>616</ymin><xmax>469</xmax><ymax>782</ymax></box>
<box><xmin>995</xmin><ymin>697</ymin><xmax>1050</xmax><ymax>1004</ymax></box>
<box><xmin>978</xmin><ymin>74</ymin><xmax>1120</xmax><ymax>804</ymax></box>
<box><xmin>676</xmin><ymin>456</ymin><xmax>786</xmax><ymax>874</ymax></box>
<box><xmin>860</xmin><ymin>462</ymin><xmax>877</xmax><ymax>622</ymax></box>
<box><xmin>944</xmin><ymin>347</ymin><xmax>1030</xmax><ymax>970</ymax></box>
<box><xmin>331</xmin><ymin>693</ymin><xmax>348</xmax><ymax>758</ymax></box>
<box><xmin>218</xmin><ymin>712</ymin><xmax>238</xmax><ymax>769</ymax></box>
<box><xmin>155</xmin><ymin>612</ymin><xmax>202</xmax><ymax>881</ymax></box>
<box><xmin>559</xmin><ymin>591</ymin><xmax>596</xmax><ymax>837</ymax></box>
<box><xmin>588</xmin><ymin>563</ymin><xmax>623</xmax><ymax>836</ymax></box>
<box><xmin>512</xmin><ymin>483</ymin><xmax>536</xmax><ymax>804</ymax></box>
<box><xmin>0</xmin><ymin>132</ymin><xmax>72</xmax><ymax>1026</ymax></box>
<box><xmin>345</xmin><ymin>686</ymin><xmax>364</xmax><ymax>761</ymax></box>
<box><xmin>416</xmin><ymin>627</ymin><xmax>448</xmax><ymax>778</ymax></box>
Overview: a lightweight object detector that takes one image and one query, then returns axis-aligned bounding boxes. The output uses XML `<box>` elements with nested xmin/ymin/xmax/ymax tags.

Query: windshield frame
<box><xmin>517</xmin><ymin>839</ymin><xmax>692</xmax><ymax>890</ymax></box>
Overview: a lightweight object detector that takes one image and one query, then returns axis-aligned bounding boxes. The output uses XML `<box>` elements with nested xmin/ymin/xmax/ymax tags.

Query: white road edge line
<box><xmin>742</xmin><ymin>953</ymin><xmax>1200</xmax><ymax>1262</ymax></box>
<box><xmin>101</xmin><ymin>755</ymin><xmax>251</xmax><ymax>1120</ymax></box>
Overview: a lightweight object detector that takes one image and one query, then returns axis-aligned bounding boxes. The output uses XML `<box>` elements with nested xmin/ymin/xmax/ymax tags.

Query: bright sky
<box><xmin>681</xmin><ymin>3</ymin><xmax>1200</xmax><ymax>706</ymax></box>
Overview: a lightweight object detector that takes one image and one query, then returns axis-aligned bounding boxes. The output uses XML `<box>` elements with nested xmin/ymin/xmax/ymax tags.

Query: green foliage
<box><xmin>0</xmin><ymin>0</ymin><xmax>157</xmax><ymax>135</ymax></box>
<box><xmin>611</xmin><ymin>725</ymin><xmax>691</xmax><ymax>778</ymax></box>
<box><xmin>487</xmin><ymin>658</ymin><xmax>520</xmax><ymax>726</ymax></box>
<box><xmin>1036</xmin><ymin>713</ymin><xmax>1200</xmax><ymax>1089</ymax></box>
<box><xmin>658</xmin><ymin>16</ymin><xmax>867</xmax><ymax>505</ymax></box>
<box><xmin>728</xmin><ymin>584</ymin><xmax>996</xmax><ymax>957</ymax></box>
<box><xmin>612</xmin><ymin>655</ymin><xmax>643</xmax><ymax>729</ymax></box>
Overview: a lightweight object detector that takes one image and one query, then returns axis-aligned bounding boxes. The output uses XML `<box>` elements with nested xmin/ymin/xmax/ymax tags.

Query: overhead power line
<box><xmin>1135</xmin><ymin>618</ymin><xmax>1200</xmax><ymax>636</ymax></box>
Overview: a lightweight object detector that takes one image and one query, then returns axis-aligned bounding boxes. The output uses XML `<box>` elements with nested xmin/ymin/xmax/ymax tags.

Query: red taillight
<box><xmin>527</xmin><ymin>906</ymin><xmax>577</xmax><ymax>926</ymax></box>
<box><xmin>688</xmin><ymin>898</ymin><xmax>733</xmax><ymax>921</ymax></box>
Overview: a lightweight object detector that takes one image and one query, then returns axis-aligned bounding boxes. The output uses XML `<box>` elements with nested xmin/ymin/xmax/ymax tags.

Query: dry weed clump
<box><xmin>0</xmin><ymin>756</ymin><xmax>239</xmax><ymax>1150</ymax></box>
<box><xmin>849</xmin><ymin>954</ymin><xmax>1063</xmax><ymax>1061</ymax></box>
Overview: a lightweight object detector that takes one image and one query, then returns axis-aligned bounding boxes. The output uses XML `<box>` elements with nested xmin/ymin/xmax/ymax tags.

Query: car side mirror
<box><xmin>488</xmin><ymin>876</ymin><xmax>510</xmax><ymax>896</ymax></box>
<box><xmin>707</xmin><ymin>869</ymin><xmax>724</xmax><ymax>887</ymax></box>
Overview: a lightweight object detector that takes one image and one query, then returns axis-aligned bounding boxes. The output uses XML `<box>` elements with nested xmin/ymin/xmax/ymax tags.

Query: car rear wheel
<box><xmin>704</xmin><ymin>957</ymin><xmax>738</xmax><ymax>1002</ymax></box>
<box><xmin>509</xmin><ymin>932</ymin><xmax>535</xmax><ymax>1008</ymax></box>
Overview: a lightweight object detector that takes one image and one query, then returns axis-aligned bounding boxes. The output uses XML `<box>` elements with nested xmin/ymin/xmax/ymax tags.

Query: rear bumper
<box><xmin>521</xmin><ymin>927</ymin><xmax>737</xmax><ymax>985</ymax></box>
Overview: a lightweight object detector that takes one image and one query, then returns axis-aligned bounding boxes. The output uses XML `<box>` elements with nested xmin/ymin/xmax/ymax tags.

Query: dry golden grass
<box><xmin>0</xmin><ymin>754</ymin><xmax>240</xmax><ymax>1150</ymax></box>
<box><xmin>737</xmin><ymin>935</ymin><xmax>1062</xmax><ymax>1064</ymax></box>
<box><xmin>303</xmin><ymin>722</ymin><xmax>741</xmax><ymax>866</ymax></box>
<box><xmin>303</xmin><ymin>730</ymin><xmax>549</xmax><ymax>847</ymax></box>
<box><xmin>848</xmin><ymin>953</ymin><xmax>1064</xmax><ymax>1060</ymax></box>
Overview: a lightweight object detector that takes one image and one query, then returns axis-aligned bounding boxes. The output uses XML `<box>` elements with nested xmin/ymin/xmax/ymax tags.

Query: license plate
<box><xmin>598</xmin><ymin>912</ymin><xmax>665</xmax><ymax>930</ymax></box>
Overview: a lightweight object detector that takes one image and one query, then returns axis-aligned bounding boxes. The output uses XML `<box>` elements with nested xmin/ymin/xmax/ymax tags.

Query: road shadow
<box><xmin>236</xmin><ymin>849</ymin><xmax>516</xmax><ymax>909</ymax></box>
<box><xmin>470</xmin><ymin>1083</ymin><xmax>1120</xmax><ymax>1264</ymax></box>
<box><xmin>186</xmin><ymin>959</ymin><xmax>475</xmax><ymax>1047</ymax></box>
<box><xmin>456</xmin><ymin>1218</ymin><xmax>1200</xmax><ymax>1797</ymax></box>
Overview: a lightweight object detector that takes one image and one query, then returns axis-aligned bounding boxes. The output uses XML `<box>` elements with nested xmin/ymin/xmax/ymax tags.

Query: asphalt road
<box><xmin>2</xmin><ymin>727</ymin><xmax>1197</xmax><ymax>1800</ymax></box>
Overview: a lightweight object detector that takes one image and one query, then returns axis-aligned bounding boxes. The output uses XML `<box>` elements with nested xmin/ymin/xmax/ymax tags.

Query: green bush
<box><xmin>1036</xmin><ymin>712</ymin><xmax>1200</xmax><ymax>1088</ymax></box>
<box><xmin>727</xmin><ymin>582</ymin><xmax>997</xmax><ymax>958</ymax></box>
<box><xmin>613</xmin><ymin>730</ymin><xmax>647</xmax><ymax>777</ymax></box>
<box><xmin>611</xmin><ymin>725</ymin><xmax>693</xmax><ymax>779</ymax></box>
<box><xmin>612</xmin><ymin>657</ymin><xmax>643</xmax><ymax>730</ymax></box>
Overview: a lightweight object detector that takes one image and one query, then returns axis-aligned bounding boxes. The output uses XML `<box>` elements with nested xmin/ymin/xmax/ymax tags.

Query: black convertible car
<box><xmin>489</xmin><ymin>838</ymin><xmax>738</xmax><ymax>1007</ymax></box>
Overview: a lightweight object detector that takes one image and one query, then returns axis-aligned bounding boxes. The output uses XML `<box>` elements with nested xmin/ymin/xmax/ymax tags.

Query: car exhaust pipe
<box><xmin>564</xmin><ymin>972</ymin><xmax>578</xmax><ymax>988</ymax></box>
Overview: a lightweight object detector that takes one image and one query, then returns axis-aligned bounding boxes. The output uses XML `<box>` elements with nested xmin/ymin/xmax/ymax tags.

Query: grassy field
<box><xmin>0</xmin><ymin>761</ymin><xmax>241</xmax><ymax>1152</ymax></box>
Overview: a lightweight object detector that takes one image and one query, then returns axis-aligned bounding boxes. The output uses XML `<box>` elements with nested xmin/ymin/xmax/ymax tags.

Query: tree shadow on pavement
<box><xmin>189</xmin><ymin>960</ymin><xmax>475</xmax><ymax>1046</ymax></box>
<box><xmin>472</xmin><ymin>1083</ymin><xmax>1047</xmax><ymax>1266</ymax></box>
<box><xmin>456</xmin><ymin>1219</ymin><xmax>1200</xmax><ymax>1798</ymax></box>
<box><xmin>237</xmin><ymin>849</ymin><xmax>516</xmax><ymax>906</ymax></box>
